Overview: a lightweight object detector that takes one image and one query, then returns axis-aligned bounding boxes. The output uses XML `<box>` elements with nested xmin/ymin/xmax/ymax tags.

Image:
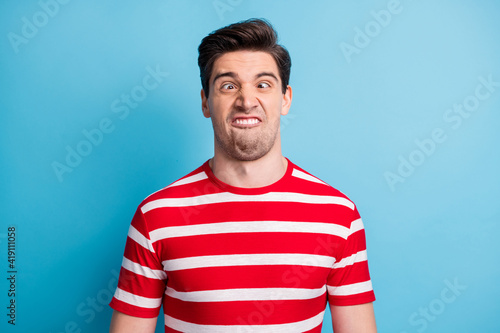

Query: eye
<box><xmin>257</xmin><ymin>82</ymin><xmax>271</xmax><ymax>89</ymax></box>
<box><xmin>221</xmin><ymin>83</ymin><xmax>236</xmax><ymax>90</ymax></box>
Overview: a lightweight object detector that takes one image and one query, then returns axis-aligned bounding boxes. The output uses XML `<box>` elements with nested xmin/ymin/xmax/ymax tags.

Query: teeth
<box><xmin>235</xmin><ymin>118</ymin><xmax>259</xmax><ymax>125</ymax></box>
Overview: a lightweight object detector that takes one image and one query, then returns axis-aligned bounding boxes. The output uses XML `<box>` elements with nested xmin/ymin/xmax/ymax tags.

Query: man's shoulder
<box><xmin>286</xmin><ymin>160</ymin><xmax>357</xmax><ymax>212</ymax></box>
<box><xmin>139</xmin><ymin>161</ymin><xmax>210</xmax><ymax>206</ymax></box>
<box><xmin>136</xmin><ymin>159</ymin><xmax>357</xmax><ymax>211</ymax></box>
<box><xmin>288</xmin><ymin>160</ymin><xmax>350</xmax><ymax>196</ymax></box>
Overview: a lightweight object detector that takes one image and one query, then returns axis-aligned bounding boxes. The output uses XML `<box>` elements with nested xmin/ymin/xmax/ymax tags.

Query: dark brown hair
<box><xmin>198</xmin><ymin>18</ymin><xmax>291</xmax><ymax>97</ymax></box>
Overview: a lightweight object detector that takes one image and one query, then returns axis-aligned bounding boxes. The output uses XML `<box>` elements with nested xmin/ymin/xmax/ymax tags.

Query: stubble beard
<box><xmin>213</xmin><ymin>117</ymin><xmax>280</xmax><ymax>162</ymax></box>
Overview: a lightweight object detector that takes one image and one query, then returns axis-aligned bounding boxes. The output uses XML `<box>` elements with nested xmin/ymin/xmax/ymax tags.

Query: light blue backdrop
<box><xmin>1</xmin><ymin>0</ymin><xmax>499</xmax><ymax>332</ymax></box>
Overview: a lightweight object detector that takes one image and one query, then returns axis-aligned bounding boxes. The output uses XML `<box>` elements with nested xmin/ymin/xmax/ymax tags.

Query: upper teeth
<box><xmin>235</xmin><ymin>118</ymin><xmax>259</xmax><ymax>125</ymax></box>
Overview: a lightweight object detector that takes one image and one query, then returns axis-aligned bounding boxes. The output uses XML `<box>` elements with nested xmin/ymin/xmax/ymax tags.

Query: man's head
<box><xmin>198</xmin><ymin>19</ymin><xmax>293</xmax><ymax>163</ymax></box>
<box><xmin>198</xmin><ymin>18</ymin><xmax>291</xmax><ymax>98</ymax></box>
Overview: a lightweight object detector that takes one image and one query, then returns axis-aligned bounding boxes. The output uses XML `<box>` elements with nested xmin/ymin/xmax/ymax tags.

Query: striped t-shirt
<box><xmin>109</xmin><ymin>158</ymin><xmax>375</xmax><ymax>332</ymax></box>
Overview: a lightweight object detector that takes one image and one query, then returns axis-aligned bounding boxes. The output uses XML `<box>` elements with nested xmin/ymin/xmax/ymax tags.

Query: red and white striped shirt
<box><xmin>110</xmin><ymin>158</ymin><xmax>375</xmax><ymax>332</ymax></box>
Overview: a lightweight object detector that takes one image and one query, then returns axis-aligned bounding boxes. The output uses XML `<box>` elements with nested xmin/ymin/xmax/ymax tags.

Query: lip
<box><xmin>231</xmin><ymin>116</ymin><xmax>262</xmax><ymax>128</ymax></box>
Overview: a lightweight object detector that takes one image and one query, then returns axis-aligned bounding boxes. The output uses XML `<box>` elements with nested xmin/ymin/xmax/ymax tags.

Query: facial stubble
<box><xmin>212</xmin><ymin>113</ymin><xmax>281</xmax><ymax>162</ymax></box>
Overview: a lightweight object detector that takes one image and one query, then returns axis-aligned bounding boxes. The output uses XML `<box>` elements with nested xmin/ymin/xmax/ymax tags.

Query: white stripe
<box><xmin>168</xmin><ymin>171</ymin><xmax>208</xmax><ymax>188</ymax></box>
<box><xmin>327</xmin><ymin>280</ymin><xmax>373</xmax><ymax>296</ymax></box>
<box><xmin>150</xmin><ymin>221</ymin><xmax>350</xmax><ymax>243</ymax></box>
<box><xmin>291</xmin><ymin>168</ymin><xmax>327</xmax><ymax>185</ymax></box>
<box><xmin>113</xmin><ymin>287</ymin><xmax>163</xmax><ymax>309</ymax></box>
<box><xmin>165</xmin><ymin>310</ymin><xmax>325</xmax><ymax>332</ymax></box>
<box><xmin>163</xmin><ymin>253</ymin><xmax>335</xmax><ymax>272</ymax></box>
<box><xmin>332</xmin><ymin>250</ymin><xmax>367</xmax><ymax>269</ymax></box>
<box><xmin>165</xmin><ymin>285</ymin><xmax>326</xmax><ymax>302</ymax></box>
<box><xmin>349</xmin><ymin>218</ymin><xmax>364</xmax><ymax>236</ymax></box>
<box><xmin>142</xmin><ymin>192</ymin><xmax>354</xmax><ymax>213</ymax></box>
<box><xmin>122</xmin><ymin>257</ymin><xmax>167</xmax><ymax>280</ymax></box>
<box><xmin>128</xmin><ymin>226</ymin><xmax>155</xmax><ymax>253</ymax></box>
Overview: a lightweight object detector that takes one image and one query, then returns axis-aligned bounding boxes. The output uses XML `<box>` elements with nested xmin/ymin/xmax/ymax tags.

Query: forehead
<box><xmin>212</xmin><ymin>50</ymin><xmax>280</xmax><ymax>80</ymax></box>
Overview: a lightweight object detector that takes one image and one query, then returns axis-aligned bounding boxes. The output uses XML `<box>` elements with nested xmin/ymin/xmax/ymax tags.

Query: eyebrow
<box><xmin>212</xmin><ymin>71</ymin><xmax>236</xmax><ymax>84</ymax></box>
<box><xmin>256</xmin><ymin>72</ymin><xmax>279</xmax><ymax>82</ymax></box>
<box><xmin>212</xmin><ymin>71</ymin><xmax>279</xmax><ymax>85</ymax></box>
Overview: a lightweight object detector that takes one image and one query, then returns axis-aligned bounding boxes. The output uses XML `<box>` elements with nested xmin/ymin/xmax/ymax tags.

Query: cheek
<box><xmin>210</xmin><ymin>99</ymin><xmax>232</xmax><ymax>118</ymax></box>
<box><xmin>263</xmin><ymin>96</ymin><xmax>284</xmax><ymax>112</ymax></box>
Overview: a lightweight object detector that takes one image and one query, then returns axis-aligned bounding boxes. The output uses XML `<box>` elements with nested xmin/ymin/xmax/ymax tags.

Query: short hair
<box><xmin>198</xmin><ymin>18</ymin><xmax>291</xmax><ymax>97</ymax></box>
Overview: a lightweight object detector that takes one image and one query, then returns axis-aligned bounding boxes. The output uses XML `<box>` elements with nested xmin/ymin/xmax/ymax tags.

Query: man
<box><xmin>109</xmin><ymin>18</ymin><xmax>376</xmax><ymax>332</ymax></box>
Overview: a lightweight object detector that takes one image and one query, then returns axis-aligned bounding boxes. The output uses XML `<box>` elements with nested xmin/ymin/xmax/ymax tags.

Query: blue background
<box><xmin>1</xmin><ymin>0</ymin><xmax>499</xmax><ymax>332</ymax></box>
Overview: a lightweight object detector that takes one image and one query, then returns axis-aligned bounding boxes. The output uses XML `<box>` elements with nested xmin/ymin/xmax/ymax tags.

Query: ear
<box><xmin>201</xmin><ymin>89</ymin><xmax>211</xmax><ymax>118</ymax></box>
<box><xmin>280</xmin><ymin>85</ymin><xmax>293</xmax><ymax>116</ymax></box>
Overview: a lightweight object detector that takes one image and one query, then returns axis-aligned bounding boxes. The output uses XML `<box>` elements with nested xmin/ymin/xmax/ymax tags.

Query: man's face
<box><xmin>201</xmin><ymin>50</ymin><xmax>292</xmax><ymax>162</ymax></box>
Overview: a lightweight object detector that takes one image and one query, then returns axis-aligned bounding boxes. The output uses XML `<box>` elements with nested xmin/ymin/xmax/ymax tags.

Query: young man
<box><xmin>109</xmin><ymin>19</ymin><xmax>376</xmax><ymax>332</ymax></box>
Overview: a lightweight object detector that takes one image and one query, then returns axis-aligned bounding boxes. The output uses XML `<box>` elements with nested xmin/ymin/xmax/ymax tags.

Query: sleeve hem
<box><xmin>328</xmin><ymin>292</ymin><xmax>376</xmax><ymax>307</ymax></box>
<box><xmin>109</xmin><ymin>299</ymin><xmax>160</xmax><ymax>319</ymax></box>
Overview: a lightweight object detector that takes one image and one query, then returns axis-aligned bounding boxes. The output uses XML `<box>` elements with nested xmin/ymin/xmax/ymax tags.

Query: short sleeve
<box><xmin>109</xmin><ymin>207</ymin><xmax>167</xmax><ymax>318</ymax></box>
<box><xmin>326</xmin><ymin>206</ymin><xmax>376</xmax><ymax>306</ymax></box>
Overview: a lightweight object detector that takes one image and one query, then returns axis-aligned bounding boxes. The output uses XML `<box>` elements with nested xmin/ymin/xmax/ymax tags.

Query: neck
<box><xmin>209</xmin><ymin>150</ymin><xmax>288</xmax><ymax>188</ymax></box>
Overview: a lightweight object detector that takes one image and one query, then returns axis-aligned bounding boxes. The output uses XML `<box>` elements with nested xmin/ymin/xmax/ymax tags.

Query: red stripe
<box><xmin>166</xmin><ymin>265</ymin><xmax>331</xmax><ymax>291</ymax></box>
<box><xmin>116</xmin><ymin>268</ymin><xmax>165</xmax><ymax>298</ymax></box>
<box><xmin>145</xmin><ymin>200</ymin><xmax>354</xmax><ymax>231</ymax></box>
<box><xmin>124</xmin><ymin>242</ymin><xmax>163</xmax><ymax>271</ymax></box>
<box><xmin>329</xmin><ymin>291</ymin><xmax>376</xmax><ymax>306</ymax></box>
<box><xmin>109</xmin><ymin>298</ymin><xmax>159</xmax><ymax>318</ymax></box>
<box><xmin>163</xmin><ymin>295</ymin><xmax>327</xmax><ymax>325</ymax></box>
<box><xmin>162</xmin><ymin>232</ymin><xmax>345</xmax><ymax>259</ymax></box>
<box><xmin>328</xmin><ymin>261</ymin><xmax>372</xmax><ymax>286</ymax></box>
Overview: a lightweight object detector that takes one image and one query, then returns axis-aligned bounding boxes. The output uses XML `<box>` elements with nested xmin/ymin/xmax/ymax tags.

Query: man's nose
<box><xmin>235</xmin><ymin>87</ymin><xmax>258</xmax><ymax>111</ymax></box>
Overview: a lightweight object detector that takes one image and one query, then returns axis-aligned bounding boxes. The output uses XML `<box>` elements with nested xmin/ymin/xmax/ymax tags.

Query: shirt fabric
<box><xmin>109</xmin><ymin>158</ymin><xmax>375</xmax><ymax>332</ymax></box>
